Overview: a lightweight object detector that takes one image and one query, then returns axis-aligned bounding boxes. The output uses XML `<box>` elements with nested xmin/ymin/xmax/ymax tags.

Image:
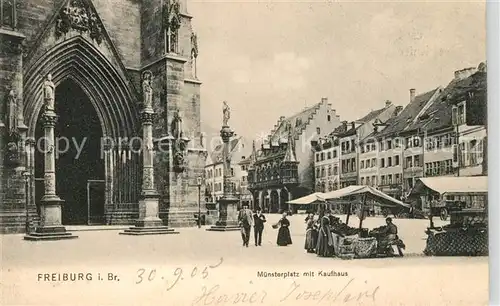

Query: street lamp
<box><xmin>22</xmin><ymin>170</ymin><xmax>30</xmax><ymax>234</ymax></box>
<box><xmin>197</xmin><ymin>176</ymin><xmax>202</xmax><ymax>228</ymax></box>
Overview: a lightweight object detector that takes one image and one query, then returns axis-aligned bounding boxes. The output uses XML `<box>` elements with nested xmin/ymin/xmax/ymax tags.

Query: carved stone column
<box><xmin>121</xmin><ymin>108</ymin><xmax>178</xmax><ymax>235</ymax></box>
<box><xmin>24</xmin><ymin>110</ymin><xmax>77</xmax><ymax>241</ymax></box>
<box><xmin>206</xmin><ymin>125</ymin><xmax>240</xmax><ymax>232</ymax></box>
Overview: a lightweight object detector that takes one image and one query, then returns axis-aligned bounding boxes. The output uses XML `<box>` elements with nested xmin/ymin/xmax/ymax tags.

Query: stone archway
<box><xmin>24</xmin><ymin>36</ymin><xmax>141</xmax><ymax>225</ymax></box>
<box><xmin>280</xmin><ymin>190</ymin><xmax>289</xmax><ymax>213</ymax></box>
<box><xmin>270</xmin><ymin>190</ymin><xmax>279</xmax><ymax>213</ymax></box>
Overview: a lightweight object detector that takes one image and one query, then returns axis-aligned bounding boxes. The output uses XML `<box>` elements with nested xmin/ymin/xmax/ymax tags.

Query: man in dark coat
<box><xmin>253</xmin><ymin>208</ymin><xmax>266</xmax><ymax>246</ymax></box>
<box><xmin>238</xmin><ymin>204</ymin><xmax>253</xmax><ymax>247</ymax></box>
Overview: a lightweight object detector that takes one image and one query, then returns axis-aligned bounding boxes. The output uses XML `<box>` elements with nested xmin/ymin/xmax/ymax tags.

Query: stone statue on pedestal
<box><xmin>171</xmin><ymin>110</ymin><xmax>183</xmax><ymax>139</ymax></box>
<box><xmin>142</xmin><ymin>71</ymin><xmax>153</xmax><ymax>110</ymax></box>
<box><xmin>6</xmin><ymin>89</ymin><xmax>17</xmax><ymax>135</ymax></box>
<box><xmin>222</xmin><ymin>101</ymin><xmax>230</xmax><ymax>126</ymax></box>
<box><xmin>43</xmin><ymin>74</ymin><xmax>55</xmax><ymax>111</ymax></box>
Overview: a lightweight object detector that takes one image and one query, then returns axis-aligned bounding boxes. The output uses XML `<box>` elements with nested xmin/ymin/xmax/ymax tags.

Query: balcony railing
<box><xmin>248</xmin><ymin>176</ymin><xmax>299</xmax><ymax>190</ymax></box>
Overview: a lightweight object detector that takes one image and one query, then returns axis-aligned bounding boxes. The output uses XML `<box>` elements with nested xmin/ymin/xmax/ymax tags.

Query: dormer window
<box><xmin>1</xmin><ymin>0</ymin><xmax>16</xmax><ymax>29</ymax></box>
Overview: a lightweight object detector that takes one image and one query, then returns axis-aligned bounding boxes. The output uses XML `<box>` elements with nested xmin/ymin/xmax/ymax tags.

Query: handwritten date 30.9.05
<box><xmin>135</xmin><ymin>257</ymin><xmax>224</xmax><ymax>291</ymax></box>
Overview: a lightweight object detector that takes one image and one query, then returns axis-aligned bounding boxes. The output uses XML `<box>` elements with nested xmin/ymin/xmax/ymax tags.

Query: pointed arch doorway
<box><xmin>34</xmin><ymin>79</ymin><xmax>104</xmax><ymax>225</ymax></box>
<box><xmin>24</xmin><ymin>36</ymin><xmax>141</xmax><ymax>226</ymax></box>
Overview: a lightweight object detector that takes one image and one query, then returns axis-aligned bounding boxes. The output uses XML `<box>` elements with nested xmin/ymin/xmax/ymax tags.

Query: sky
<box><xmin>189</xmin><ymin>0</ymin><xmax>486</xmax><ymax>142</ymax></box>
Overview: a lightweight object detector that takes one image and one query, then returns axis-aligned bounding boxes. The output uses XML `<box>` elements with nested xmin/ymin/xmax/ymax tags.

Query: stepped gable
<box><xmin>268</xmin><ymin>101</ymin><xmax>323</xmax><ymax>144</ymax></box>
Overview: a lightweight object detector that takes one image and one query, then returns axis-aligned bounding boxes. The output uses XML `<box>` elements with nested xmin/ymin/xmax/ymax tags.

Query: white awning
<box><xmin>410</xmin><ymin>176</ymin><xmax>488</xmax><ymax>196</ymax></box>
<box><xmin>287</xmin><ymin>192</ymin><xmax>326</xmax><ymax>205</ymax></box>
<box><xmin>319</xmin><ymin>185</ymin><xmax>410</xmax><ymax>208</ymax></box>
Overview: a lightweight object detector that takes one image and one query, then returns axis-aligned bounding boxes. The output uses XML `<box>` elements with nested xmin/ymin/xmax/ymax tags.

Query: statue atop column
<box><xmin>141</xmin><ymin>71</ymin><xmax>153</xmax><ymax>110</ymax></box>
<box><xmin>43</xmin><ymin>74</ymin><xmax>55</xmax><ymax>112</ymax></box>
<box><xmin>222</xmin><ymin>101</ymin><xmax>230</xmax><ymax>126</ymax></box>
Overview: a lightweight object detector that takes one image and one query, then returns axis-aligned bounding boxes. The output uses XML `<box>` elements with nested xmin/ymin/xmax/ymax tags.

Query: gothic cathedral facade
<box><xmin>0</xmin><ymin>0</ymin><xmax>207</xmax><ymax>233</ymax></box>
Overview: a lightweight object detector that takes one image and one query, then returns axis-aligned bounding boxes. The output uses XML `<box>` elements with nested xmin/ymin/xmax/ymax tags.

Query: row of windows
<box><xmin>425</xmin><ymin>160</ymin><xmax>454</xmax><ymax>176</ymax></box>
<box><xmin>425</xmin><ymin>133</ymin><xmax>455</xmax><ymax>150</ymax></box>
<box><xmin>341</xmin><ymin>158</ymin><xmax>356</xmax><ymax>173</ymax></box>
<box><xmin>315</xmin><ymin>165</ymin><xmax>339</xmax><ymax>178</ymax></box>
<box><xmin>315</xmin><ymin>149</ymin><xmax>339</xmax><ymax>162</ymax></box>
<box><xmin>318</xmin><ymin>135</ymin><xmax>425</xmax><ymax>159</ymax></box>
<box><xmin>205</xmin><ymin>168</ymin><xmax>235</xmax><ymax>178</ymax></box>
<box><xmin>359</xmin><ymin>155</ymin><xmax>422</xmax><ymax>169</ymax></box>
<box><xmin>341</xmin><ymin>139</ymin><xmax>356</xmax><ymax>154</ymax></box>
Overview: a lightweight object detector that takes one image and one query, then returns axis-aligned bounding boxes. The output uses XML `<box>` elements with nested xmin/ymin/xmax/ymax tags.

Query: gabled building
<box><xmin>334</xmin><ymin>101</ymin><xmax>400</xmax><ymax>188</ymax></box>
<box><xmin>204</xmin><ymin>136</ymin><xmax>251</xmax><ymax>203</ymax></box>
<box><xmin>448</xmin><ymin>62</ymin><xmax>487</xmax><ymax>176</ymax></box>
<box><xmin>248</xmin><ymin>98</ymin><xmax>341</xmax><ymax>213</ymax></box>
<box><xmin>312</xmin><ymin>131</ymin><xmax>341</xmax><ymax>193</ymax></box>
<box><xmin>360</xmin><ymin>88</ymin><xmax>442</xmax><ymax>198</ymax></box>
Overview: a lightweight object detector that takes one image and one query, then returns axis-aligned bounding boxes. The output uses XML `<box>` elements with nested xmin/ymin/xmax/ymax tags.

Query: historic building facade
<box><xmin>0</xmin><ymin>0</ymin><xmax>207</xmax><ymax>232</ymax></box>
<box><xmin>336</xmin><ymin>101</ymin><xmax>399</xmax><ymax>188</ymax></box>
<box><xmin>313</xmin><ymin>137</ymin><xmax>340</xmax><ymax>192</ymax></box>
<box><xmin>248</xmin><ymin>98</ymin><xmax>341</xmax><ymax>213</ymax></box>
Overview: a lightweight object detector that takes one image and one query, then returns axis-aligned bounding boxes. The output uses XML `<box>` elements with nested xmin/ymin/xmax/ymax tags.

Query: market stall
<box><xmin>287</xmin><ymin>192</ymin><xmax>326</xmax><ymax>213</ymax></box>
<box><xmin>409</xmin><ymin>176</ymin><xmax>488</xmax><ymax>256</ymax></box>
<box><xmin>320</xmin><ymin>186</ymin><xmax>409</xmax><ymax>259</ymax></box>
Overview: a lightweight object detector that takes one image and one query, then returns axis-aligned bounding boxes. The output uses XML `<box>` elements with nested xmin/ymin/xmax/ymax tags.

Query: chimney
<box><xmin>351</xmin><ymin>122</ymin><xmax>355</xmax><ymax>129</ymax></box>
<box><xmin>321</xmin><ymin>97</ymin><xmax>328</xmax><ymax>104</ymax></box>
<box><xmin>279</xmin><ymin>116</ymin><xmax>285</xmax><ymax>121</ymax></box>
<box><xmin>394</xmin><ymin>106</ymin><xmax>404</xmax><ymax>116</ymax></box>
<box><xmin>332</xmin><ymin>109</ymin><xmax>336</xmax><ymax>116</ymax></box>
<box><xmin>385</xmin><ymin>100</ymin><xmax>392</xmax><ymax>108</ymax></box>
<box><xmin>409</xmin><ymin>89</ymin><xmax>416</xmax><ymax>102</ymax></box>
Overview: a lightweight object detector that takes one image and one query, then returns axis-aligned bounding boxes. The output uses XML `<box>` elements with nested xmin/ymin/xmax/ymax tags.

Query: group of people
<box><xmin>303</xmin><ymin>210</ymin><xmax>401</xmax><ymax>257</ymax></box>
<box><xmin>237</xmin><ymin>205</ymin><xmax>293</xmax><ymax>247</ymax></box>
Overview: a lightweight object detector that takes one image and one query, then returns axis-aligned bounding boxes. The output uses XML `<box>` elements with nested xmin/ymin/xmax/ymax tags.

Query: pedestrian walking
<box><xmin>238</xmin><ymin>204</ymin><xmax>253</xmax><ymax>247</ymax></box>
<box><xmin>253</xmin><ymin>208</ymin><xmax>266</xmax><ymax>246</ymax></box>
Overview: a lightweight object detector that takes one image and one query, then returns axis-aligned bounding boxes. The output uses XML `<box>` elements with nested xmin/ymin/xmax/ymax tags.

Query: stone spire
<box><xmin>249</xmin><ymin>140</ymin><xmax>258</xmax><ymax>168</ymax></box>
<box><xmin>283</xmin><ymin>121</ymin><xmax>298</xmax><ymax>163</ymax></box>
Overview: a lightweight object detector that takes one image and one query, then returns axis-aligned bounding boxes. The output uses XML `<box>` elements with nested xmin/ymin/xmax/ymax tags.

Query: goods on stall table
<box><xmin>353</xmin><ymin>237</ymin><xmax>377</xmax><ymax>258</ymax></box>
<box><xmin>424</xmin><ymin>228</ymin><xmax>488</xmax><ymax>256</ymax></box>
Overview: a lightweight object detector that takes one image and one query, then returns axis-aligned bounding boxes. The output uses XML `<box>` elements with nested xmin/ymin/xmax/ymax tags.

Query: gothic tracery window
<box><xmin>1</xmin><ymin>0</ymin><xmax>16</xmax><ymax>28</ymax></box>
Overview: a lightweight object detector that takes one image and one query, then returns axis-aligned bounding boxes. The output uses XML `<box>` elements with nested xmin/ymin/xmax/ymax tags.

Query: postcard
<box><xmin>0</xmin><ymin>0</ymin><xmax>490</xmax><ymax>305</ymax></box>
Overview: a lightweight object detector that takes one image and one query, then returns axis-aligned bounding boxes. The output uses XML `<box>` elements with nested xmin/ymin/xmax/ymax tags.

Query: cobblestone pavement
<box><xmin>0</xmin><ymin>214</ymin><xmax>488</xmax><ymax>306</ymax></box>
<box><xmin>1</xmin><ymin>214</ymin><xmax>453</xmax><ymax>267</ymax></box>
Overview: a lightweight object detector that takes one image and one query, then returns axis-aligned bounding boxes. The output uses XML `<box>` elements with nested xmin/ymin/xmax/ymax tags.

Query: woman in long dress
<box><xmin>276</xmin><ymin>212</ymin><xmax>293</xmax><ymax>246</ymax></box>
<box><xmin>304</xmin><ymin>213</ymin><xmax>319</xmax><ymax>253</ymax></box>
<box><xmin>316</xmin><ymin>211</ymin><xmax>334</xmax><ymax>257</ymax></box>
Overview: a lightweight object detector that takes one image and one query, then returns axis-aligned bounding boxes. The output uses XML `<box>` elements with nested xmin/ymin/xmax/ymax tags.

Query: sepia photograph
<box><xmin>0</xmin><ymin>0</ymin><xmax>495</xmax><ymax>305</ymax></box>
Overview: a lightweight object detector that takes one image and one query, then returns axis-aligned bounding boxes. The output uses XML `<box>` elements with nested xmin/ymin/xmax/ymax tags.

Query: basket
<box><xmin>272</xmin><ymin>223</ymin><xmax>279</xmax><ymax>229</ymax></box>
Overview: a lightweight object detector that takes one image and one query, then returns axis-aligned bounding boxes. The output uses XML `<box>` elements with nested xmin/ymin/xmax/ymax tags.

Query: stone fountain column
<box><xmin>24</xmin><ymin>110</ymin><xmax>77</xmax><ymax>241</ymax></box>
<box><xmin>206</xmin><ymin>124</ymin><xmax>240</xmax><ymax>232</ymax></box>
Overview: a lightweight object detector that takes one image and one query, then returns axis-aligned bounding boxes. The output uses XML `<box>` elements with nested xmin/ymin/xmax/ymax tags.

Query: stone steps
<box><xmin>119</xmin><ymin>226</ymin><xmax>179</xmax><ymax>236</ymax></box>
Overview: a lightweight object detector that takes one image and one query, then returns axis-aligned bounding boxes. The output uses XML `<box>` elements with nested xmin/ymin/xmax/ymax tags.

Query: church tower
<box><xmin>140</xmin><ymin>0</ymin><xmax>207</xmax><ymax>226</ymax></box>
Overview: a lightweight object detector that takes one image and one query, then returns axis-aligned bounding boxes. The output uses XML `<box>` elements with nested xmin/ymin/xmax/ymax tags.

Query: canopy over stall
<box><xmin>319</xmin><ymin>185</ymin><xmax>410</xmax><ymax>228</ymax></box>
<box><xmin>409</xmin><ymin>176</ymin><xmax>488</xmax><ymax>197</ymax></box>
<box><xmin>287</xmin><ymin>192</ymin><xmax>326</xmax><ymax>205</ymax></box>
